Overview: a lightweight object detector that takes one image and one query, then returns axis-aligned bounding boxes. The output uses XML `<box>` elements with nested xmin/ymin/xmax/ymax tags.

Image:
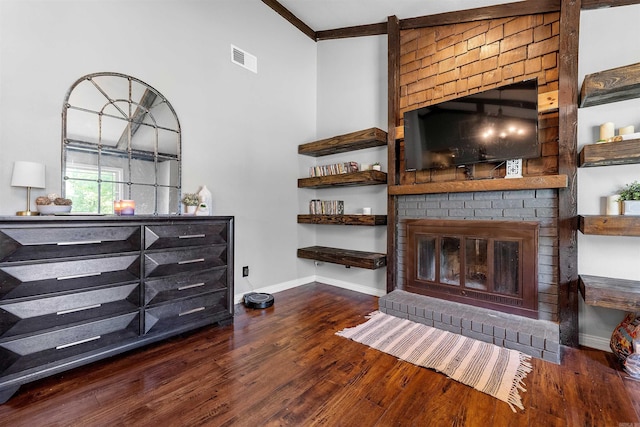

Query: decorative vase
<box><xmin>198</xmin><ymin>185</ymin><xmax>212</xmax><ymax>215</ymax></box>
<box><xmin>186</xmin><ymin>205</ymin><xmax>197</xmax><ymax>215</ymax></box>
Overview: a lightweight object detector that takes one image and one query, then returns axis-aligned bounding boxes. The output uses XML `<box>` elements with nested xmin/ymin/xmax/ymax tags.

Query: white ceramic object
<box><xmin>198</xmin><ymin>185</ymin><xmax>212</xmax><ymax>215</ymax></box>
<box><xmin>37</xmin><ymin>205</ymin><xmax>72</xmax><ymax>215</ymax></box>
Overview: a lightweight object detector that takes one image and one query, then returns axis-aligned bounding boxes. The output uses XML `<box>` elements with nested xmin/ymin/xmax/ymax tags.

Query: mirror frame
<box><xmin>62</xmin><ymin>72</ymin><xmax>182</xmax><ymax>215</ymax></box>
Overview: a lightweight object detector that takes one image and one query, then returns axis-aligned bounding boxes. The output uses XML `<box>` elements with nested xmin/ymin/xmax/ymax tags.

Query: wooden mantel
<box><xmin>388</xmin><ymin>174</ymin><xmax>568</xmax><ymax>195</ymax></box>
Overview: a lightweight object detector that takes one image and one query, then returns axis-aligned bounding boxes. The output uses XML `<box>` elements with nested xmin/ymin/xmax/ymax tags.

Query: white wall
<box><xmin>577</xmin><ymin>4</ymin><xmax>640</xmax><ymax>350</ymax></box>
<box><xmin>0</xmin><ymin>0</ymin><xmax>318</xmax><ymax>295</ymax></box>
<box><xmin>308</xmin><ymin>35</ymin><xmax>389</xmax><ymax>295</ymax></box>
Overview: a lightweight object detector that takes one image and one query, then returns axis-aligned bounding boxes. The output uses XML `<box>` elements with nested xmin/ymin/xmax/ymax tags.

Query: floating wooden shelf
<box><xmin>580</xmin><ymin>62</ymin><xmax>640</xmax><ymax>107</ymax></box>
<box><xmin>297</xmin><ymin>214</ymin><xmax>387</xmax><ymax>226</ymax></box>
<box><xmin>579</xmin><ymin>215</ymin><xmax>640</xmax><ymax>237</ymax></box>
<box><xmin>298</xmin><ymin>170</ymin><xmax>387</xmax><ymax>189</ymax></box>
<box><xmin>388</xmin><ymin>175</ymin><xmax>568</xmax><ymax>195</ymax></box>
<box><xmin>298</xmin><ymin>127</ymin><xmax>387</xmax><ymax>157</ymax></box>
<box><xmin>297</xmin><ymin>246</ymin><xmax>387</xmax><ymax>269</ymax></box>
<box><xmin>579</xmin><ymin>139</ymin><xmax>640</xmax><ymax>167</ymax></box>
<box><xmin>579</xmin><ymin>275</ymin><xmax>640</xmax><ymax>312</ymax></box>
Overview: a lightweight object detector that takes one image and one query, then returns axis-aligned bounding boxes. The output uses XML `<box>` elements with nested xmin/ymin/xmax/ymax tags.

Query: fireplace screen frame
<box><xmin>405</xmin><ymin>219</ymin><xmax>539</xmax><ymax>318</ymax></box>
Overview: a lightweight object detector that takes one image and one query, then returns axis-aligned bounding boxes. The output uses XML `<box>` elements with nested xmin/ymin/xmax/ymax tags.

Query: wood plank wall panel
<box><xmin>398</xmin><ymin>12</ymin><xmax>561</xmax><ymax>185</ymax></box>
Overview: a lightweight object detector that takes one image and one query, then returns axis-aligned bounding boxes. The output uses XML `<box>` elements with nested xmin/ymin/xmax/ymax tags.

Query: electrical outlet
<box><xmin>242</xmin><ymin>266</ymin><xmax>249</xmax><ymax>277</ymax></box>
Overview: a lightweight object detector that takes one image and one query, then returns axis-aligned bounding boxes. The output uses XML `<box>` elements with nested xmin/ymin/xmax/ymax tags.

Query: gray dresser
<box><xmin>0</xmin><ymin>215</ymin><xmax>233</xmax><ymax>403</ymax></box>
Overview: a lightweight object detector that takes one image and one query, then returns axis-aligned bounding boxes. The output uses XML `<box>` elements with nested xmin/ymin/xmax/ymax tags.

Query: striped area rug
<box><xmin>336</xmin><ymin>311</ymin><xmax>533</xmax><ymax>412</ymax></box>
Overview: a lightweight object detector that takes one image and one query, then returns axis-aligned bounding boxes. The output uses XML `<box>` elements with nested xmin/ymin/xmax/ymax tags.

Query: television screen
<box><xmin>404</xmin><ymin>79</ymin><xmax>539</xmax><ymax>171</ymax></box>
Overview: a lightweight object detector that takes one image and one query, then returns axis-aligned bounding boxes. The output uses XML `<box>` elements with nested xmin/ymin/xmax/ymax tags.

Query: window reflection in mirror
<box><xmin>62</xmin><ymin>73</ymin><xmax>181</xmax><ymax>214</ymax></box>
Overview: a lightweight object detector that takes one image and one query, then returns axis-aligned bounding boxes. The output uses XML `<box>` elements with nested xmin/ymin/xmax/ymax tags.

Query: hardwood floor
<box><xmin>1</xmin><ymin>283</ymin><xmax>638</xmax><ymax>426</ymax></box>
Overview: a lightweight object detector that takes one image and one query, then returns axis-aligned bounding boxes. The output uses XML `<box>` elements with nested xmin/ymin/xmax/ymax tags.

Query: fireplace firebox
<box><xmin>406</xmin><ymin>219</ymin><xmax>539</xmax><ymax>318</ymax></box>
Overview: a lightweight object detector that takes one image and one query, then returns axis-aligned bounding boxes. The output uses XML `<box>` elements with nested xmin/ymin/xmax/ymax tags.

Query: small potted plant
<box><xmin>372</xmin><ymin>162</ymin><xmax>381</xmax><ymax>171</ymax></box>
<box><xmin>618</xmin><ymin>181</ymin><xmax>640</xmax><ymax>215</ymax></box>
<box><xmin>181</xmin><ymin>193</ymin><xmax>200</xmax><ymax>214</ymax></box>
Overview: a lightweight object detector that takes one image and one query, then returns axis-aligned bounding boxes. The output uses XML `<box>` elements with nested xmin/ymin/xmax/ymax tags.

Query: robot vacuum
<box><xmin>243</xmin><ymin>292</ymin><xmax>275</xmax><ymax>309</ymax></box>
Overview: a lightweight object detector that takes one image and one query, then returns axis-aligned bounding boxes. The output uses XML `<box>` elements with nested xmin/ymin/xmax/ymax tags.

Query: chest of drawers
<box><xmin>0</xmin><ymin>216</ymin><xmax>233</xmax><ymax>403</ymax></box>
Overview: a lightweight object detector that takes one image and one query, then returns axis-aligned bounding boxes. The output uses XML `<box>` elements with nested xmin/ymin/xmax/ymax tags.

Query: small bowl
<box><xmin>37</xmin><ymin>205</ymin><xmax>72</xmax><ymax>215</ymax></box>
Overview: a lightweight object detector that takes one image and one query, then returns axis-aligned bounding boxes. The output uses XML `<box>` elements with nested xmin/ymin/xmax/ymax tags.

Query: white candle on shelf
<box><xmin>619</xmin><ymin>125</ymin><xmax>635</xmax><ymax>135</ymax></box>
<box><xmin>606</xmin><ymin>195</ymin><xmax>620</xmax><ymax>215</ymax></box>
<box><xmin>600</xmin><ymin>122</ymin><xmax>615</xmax><ymax>140</ymax></box>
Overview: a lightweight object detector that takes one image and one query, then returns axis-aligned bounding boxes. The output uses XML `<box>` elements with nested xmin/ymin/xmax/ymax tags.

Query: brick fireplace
<box><xmin>395</xmin><ymin>188</ymin><xmax>559</xmax><ymax>322</ymax></box>
<box><xmin>381</xmin><ymin>189</ymin><xmax>561</xmax><ymax>363</ymax></box>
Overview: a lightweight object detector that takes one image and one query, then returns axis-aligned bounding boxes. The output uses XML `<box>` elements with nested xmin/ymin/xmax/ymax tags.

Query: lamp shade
<box><xmin>11</xmin><ymin>161</ymin><xmax>46</xmax><ymax>188</ymax></box>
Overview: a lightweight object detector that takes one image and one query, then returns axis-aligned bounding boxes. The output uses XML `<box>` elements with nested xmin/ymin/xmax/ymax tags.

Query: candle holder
<box><xmin>120</xmin><ymin>200</ymin><xmax>135</xmax><ymax>216</ymax></box>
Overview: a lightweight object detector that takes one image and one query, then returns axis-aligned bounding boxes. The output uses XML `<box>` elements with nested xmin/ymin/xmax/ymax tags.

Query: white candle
<box><xmin>619</xmin><ymin>125</ymin><xmax>635</xmax><ymax>135</ymax></box>
<box><xmin>600</xmin><ymin>122</ymin><xmax>615</xmax><ymax>140</ymax></box>
<box><xmin>606</xmin><ymin>195</ymin><xmax>620</xmax><ymax>215</ymax></box>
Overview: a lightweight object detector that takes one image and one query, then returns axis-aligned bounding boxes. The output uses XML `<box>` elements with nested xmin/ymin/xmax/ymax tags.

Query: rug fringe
<box><xmin>507</xmin><ymin>354</ymin><xmax>533</xmax><ymax>412</ymax></box>
<box><xmin>335</xmin><ymin>311</ymin><xmax>381</xmax><ymax>338</ymax></box>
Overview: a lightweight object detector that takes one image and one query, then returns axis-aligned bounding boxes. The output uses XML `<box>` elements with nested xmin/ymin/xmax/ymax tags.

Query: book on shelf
<box><xmin>309</xmin><ymin>200</ymin><xmax>344</xmax><ymax>215</ymax></box>
<box><xmin>309</xmin><ymin>161</ymin><xmax>358</xmax><ymax>177</ymax></box>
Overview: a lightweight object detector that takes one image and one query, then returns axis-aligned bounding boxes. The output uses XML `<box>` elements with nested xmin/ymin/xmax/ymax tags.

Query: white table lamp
<box><xmin>11</xmin><ymin>161</ymin><xmax>45</xmax><ymax>216</ymax></box>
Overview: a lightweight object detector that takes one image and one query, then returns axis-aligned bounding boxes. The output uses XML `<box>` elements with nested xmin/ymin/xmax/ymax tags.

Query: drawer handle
<box><xmin>178</xmin><ymin>282</ymin><xmax>205</xmax><ymax>291</ymax></box>
<box><xmin>57</xmin><ymin>304</ymin><xmax>102</xmax><ymax>315</ymax></box>
<box><xmin>57</xmin><ymin>272</ymin><xmax>102</xmax><ymax>281</ymax></box>
<box><xmin>179</xmin><ymin>234</ymin><xmax>206</xmax><ymax>239</ymax></box>
<box><xmin>57</xmin><ymin>240</ymin><xmax>102</xmax><ymax>246</ymax></box>
<box><xmin>179</xmin><ymin>306</ymin><xmax>205</xmax><ymax>316</ymax></box>
<box><xmin>56</xmin><ymin>335</ymin><xmax>101</xmax><ymax>350</ymax></box>
<box><xmin>178</xmin><ymin>258</ymin><xmax>205</xmax><ymax>265</ymax></box>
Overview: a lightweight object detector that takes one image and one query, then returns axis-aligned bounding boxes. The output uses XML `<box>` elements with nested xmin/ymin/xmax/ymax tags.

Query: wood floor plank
<box><xmin>526</xmin><ymin>356</ymin><xmax>565</xmax><ymax>419</ymax></box>
<box><xmin>0</xmin><ymin>282</ymin><xmax>637</xmax><ymax>426</ymax></box>
<box><xmin>561</xmin><ymin>346</ymin><xmax>638</xmax><ymax>426</ymax></box>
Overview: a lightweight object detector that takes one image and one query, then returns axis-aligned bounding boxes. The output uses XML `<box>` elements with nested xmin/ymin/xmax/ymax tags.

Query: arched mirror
<box><xmin>62</xmin><ymin>72</ymin><xmax>181</xmax><ymax>215</ymax></box>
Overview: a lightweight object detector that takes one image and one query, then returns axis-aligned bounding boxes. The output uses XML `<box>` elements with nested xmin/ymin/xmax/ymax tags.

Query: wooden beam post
<box><xmin>387</xmin><ymin>15</ymin><xmax>400</xmax><ymax>293</ymax></box>
<box><xmin>558</xmin><ymin>0</ymin><xmax>581</xmax><ymax>347</ymax></box>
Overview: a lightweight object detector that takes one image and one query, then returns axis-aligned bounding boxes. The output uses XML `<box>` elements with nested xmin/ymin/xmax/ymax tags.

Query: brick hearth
<box><xmin>379</xmin><ymin>289</ymin><xmax>561</xmax><ymax>363</ymax></box>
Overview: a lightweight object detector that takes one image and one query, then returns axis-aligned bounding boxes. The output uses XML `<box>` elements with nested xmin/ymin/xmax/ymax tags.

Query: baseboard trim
<box><xmin>579</xmin><ymin>333</ymin><xmax>611</xmax><ymax>352</ymax></box>
<box><xmin>234</xmin><ymin>275</ymin><xmax>385</xmax><ymax>304</ymax></box>
<box><xmin>233</xmin><ymin>276</ymin><xmax>315</xmax><ymax>304</ymax></box>
<box><xmin>314</xmin><ymin>276</ymin><xmax>387</xmax><ymax>297</ymax></box>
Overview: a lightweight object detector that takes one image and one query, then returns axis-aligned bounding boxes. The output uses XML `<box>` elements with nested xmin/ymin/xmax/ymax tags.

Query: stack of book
<box><xmin>309</xmin><ymin>161</ymin><xmax>358</xmax><ymax>177</ymax></box>
<box><xmin>309</xmin><ymin>200</ymin><xmax>344</xmax><ymax>215</ymax></box>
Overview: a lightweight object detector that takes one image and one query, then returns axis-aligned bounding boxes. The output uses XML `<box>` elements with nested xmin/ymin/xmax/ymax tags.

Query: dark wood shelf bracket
<box><xmin>579</xmin><ymin>274</ymin><xmax>640</xmax><ymax>312</ymax></box>
<box><xmin>298</xmin><ymin>127</ymin><xmax>387</xmax><ymax>157</ymax></box>
<box><xmin>297</xmin><ymin>246</ymin><xmax>387</xmax><ymax>269</ymax></box>
<box><xmin>297</xmin><ymin>214</ymin><xmax>387</xmax><ymax>226</ymax></box>
<box><xmin>580</xmin><ymin>62</ymin><xmax>640</xmax><ymax>108</ymax></box>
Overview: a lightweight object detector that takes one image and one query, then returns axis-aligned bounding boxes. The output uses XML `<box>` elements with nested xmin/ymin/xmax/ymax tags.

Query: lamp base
<box><xmin>16</xmin><ymin>210</ymin><xmax>40</xmax><ymax>216</ymax></box>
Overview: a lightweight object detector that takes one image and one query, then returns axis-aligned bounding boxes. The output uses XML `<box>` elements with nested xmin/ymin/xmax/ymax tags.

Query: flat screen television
<box><xmin>403</xmin><ymin>79</ymin><xmax>539</xmax><ymax>171</ymax></box>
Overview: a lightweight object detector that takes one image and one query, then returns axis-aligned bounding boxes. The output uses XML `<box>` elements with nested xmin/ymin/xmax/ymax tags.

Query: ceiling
<box><xmin>276</xmin><ymin>0</ymin><xmax>520</xmax><ymax>32</ymax></box>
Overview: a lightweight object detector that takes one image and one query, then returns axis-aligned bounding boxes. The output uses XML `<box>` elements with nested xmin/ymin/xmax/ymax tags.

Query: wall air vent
<box><xmin>231</xmin><ymin>45</ymin><xmax>257</xmax><ymax>73</ymax></box>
